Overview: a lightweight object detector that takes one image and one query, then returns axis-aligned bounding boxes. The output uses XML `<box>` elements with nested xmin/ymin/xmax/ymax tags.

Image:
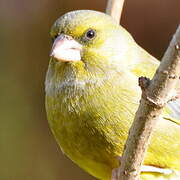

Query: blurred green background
<box><xmin>0</xmin><ymin>0</ymin><xmax>179</xmax><ymax>180</ymax></box>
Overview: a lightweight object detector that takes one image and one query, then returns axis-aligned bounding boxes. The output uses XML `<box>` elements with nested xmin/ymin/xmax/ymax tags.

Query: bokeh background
<box><xmin>0</xmin><ymin>0</ymin><xmax>179</xmax><ymax>180</ymax></box>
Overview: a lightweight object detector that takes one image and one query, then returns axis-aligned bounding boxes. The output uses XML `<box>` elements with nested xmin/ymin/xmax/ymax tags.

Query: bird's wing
<box><xmin>164</xmin><ymin>99</ymin><xmax>180</xmax><ymax>124</ymax></box>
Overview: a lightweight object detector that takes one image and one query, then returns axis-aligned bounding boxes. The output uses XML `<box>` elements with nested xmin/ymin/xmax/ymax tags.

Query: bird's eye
<box><xmin>85</xmin><ymin>29</ymin><xmax>96</xmax><ymax>40</ymax></box>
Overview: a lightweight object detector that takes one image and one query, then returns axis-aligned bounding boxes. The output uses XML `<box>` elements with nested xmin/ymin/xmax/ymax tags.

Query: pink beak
<box><xmin>50</xmin><ymin>34</ymin><xmax>82</xmax><ymax>62</ymax></box>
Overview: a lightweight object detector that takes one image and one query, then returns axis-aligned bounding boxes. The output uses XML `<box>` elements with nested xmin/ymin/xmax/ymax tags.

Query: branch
<box><xmin>118</xmin><ymin>25</ymin><xmax>180</xmax><ymax>180</ymax></box>
<box><xmin>106</xmin><ymin>0</ymin><xmax>125</xmax><ymax>23</ymax></box>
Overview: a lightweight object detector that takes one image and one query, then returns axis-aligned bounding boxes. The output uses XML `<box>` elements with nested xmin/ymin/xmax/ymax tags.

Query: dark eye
<box><xmin>85</xmin><ymin>29</ymin><xmax>96</xmax><ymax>40</ymax></box>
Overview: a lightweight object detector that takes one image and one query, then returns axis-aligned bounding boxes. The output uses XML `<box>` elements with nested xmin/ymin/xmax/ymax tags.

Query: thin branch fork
<box><xmin>118</xmin><ymin>25</ymin><xmax>180</xmax><ymax>180</ymax></box>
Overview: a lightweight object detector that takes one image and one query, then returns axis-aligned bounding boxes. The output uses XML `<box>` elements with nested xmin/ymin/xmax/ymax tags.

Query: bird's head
<box><xmin>49</xmin><ymin>10</ymin><xmax>135</xmax><ymax>83</ymax></box>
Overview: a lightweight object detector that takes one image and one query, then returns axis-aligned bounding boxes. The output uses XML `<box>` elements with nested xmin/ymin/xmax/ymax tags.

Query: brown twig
<box><xmin>118</xmin><ymin>25</ymin><xmax>180</xmax><ymax>180</ymax></box>
<box><xmin>106</xmin><ymin>0</ymin><xmax>125</xmax><ymax>23</ymax></box>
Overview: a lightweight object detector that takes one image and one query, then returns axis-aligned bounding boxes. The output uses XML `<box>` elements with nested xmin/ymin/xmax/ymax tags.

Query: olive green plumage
<box><xmin>45</xmin><ymin>10</ymin><xmax>180</xmax><ymax>180</ymax></box>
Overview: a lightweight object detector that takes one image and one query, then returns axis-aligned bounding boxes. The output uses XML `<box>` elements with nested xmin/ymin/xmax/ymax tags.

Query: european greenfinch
<box><xmin>45</xmin><ymin>10</ymin><xmax>180</xmax><ymax>180</ymax></box>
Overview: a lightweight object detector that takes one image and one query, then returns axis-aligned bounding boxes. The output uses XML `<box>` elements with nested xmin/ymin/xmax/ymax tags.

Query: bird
<box><xmin>45</xmin><ymin>10</ymin><xmax>180</xmax><ymax>180</ymax></box>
